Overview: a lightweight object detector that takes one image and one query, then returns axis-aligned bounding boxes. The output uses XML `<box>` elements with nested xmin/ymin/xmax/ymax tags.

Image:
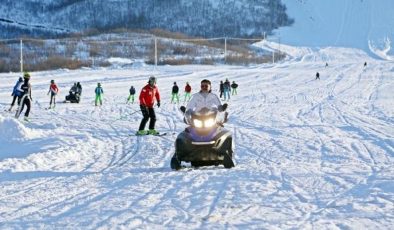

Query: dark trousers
<box><xmin>220</xmin><ymin>91</ymin><xmax>223</xmax><ymax>98</ymax></box>
<box><xmin>20</xmin><ymin>97</ymin><xmax>31</xmax><ymax>117</ymax></box>
<box><xmin>10</xmin><ymin>95</ymin><xmax>20</xmax><ymax>106</ymax></box>
<box><xmin>138</xmin><ymin>105</ymin><xmax>156</xmax><ymax>130</ymax></box>
<box><xmin>50</xmin><ymin>93</ymin><xmax>56</xmax><ymax>106</ymax></box>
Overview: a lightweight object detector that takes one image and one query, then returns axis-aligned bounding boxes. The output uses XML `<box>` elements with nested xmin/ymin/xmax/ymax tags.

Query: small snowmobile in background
<box><xmin>65</xmin><ymin>84</ymin><xmax>82</xmax><ymax>103</ymax></box>
<box><xmin>171</xmin><ymin>104</ymin><xmax>235</xmax><ymax>170</ymax></box>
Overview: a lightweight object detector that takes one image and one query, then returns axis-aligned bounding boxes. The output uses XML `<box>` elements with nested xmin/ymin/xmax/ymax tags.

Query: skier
<box><xmin>231</xmin><ymin>81</ymin><xmax>238</xmax><ymax>95</ymax></box>
<box><xmin>223</xmin><ymin>78</ymin><xmax>231</xmax><ymax>101</ymax></box>
<box><xmin>70</xmin><ymin>83</ymin><xmax>78</xmax><ymax>94</ymax></box>
<box><xmin>136</xmin><ymin>76</ymin><xmax>161</xmax><ymax>135</ymax></box>
<box><xmin>184</xmin><ymin>82</ymin><xmax>192</xmax><ymax>102</ymax></box>
<box><xmin>95</xmin><ymin>83</ymin><xmax>104</xmax><ymax>106</ymax></box>
<box><xmin>325</xmin><ymin>62</ymin><xmax>328</xmax><ymax>67</ymax></box>
<box><xmin>16</xmin><ymin>72</ymin><xmax>32</xmax><ymax>121</ymax></box>
<box><xmin>315</xmin><ymin>72</ymin><xmax>320</xmax><ymax>80</ymax></box>
<box><xmin>8</xmin><ymin>77</ymin><xmax>23</xmax><ymax>111</ymax></box>
<box><xmin>171</xmin><ymin>82</ymin><xmax>179</xmax><ymax>103</ymax></box>
<box><xmin>186</xmin><ymin>79</ymin><xmax>227</xmax><ymax>112</ymax></box>
<box><xmin>127</xmin><ymin>85</ymin><xmax>136</xmax><ymax>104</ymax></box>
<box><xmin>76</xmin><ymin>82</ymin><xmax>82</xmax><ymax>95</ymax></box>
<box><xmin>364</xmin><ymin>62</ymin><xmax>367</xmax><ymax>67</ymax></box>
<box><xmin>219</xmin><ymin>80</ymin><xmax>224</xmax><ymax>98</ymax></box>
<box><xmin>47</xmin><ymin>79</ymin><xmax>59</xmax><ymax>109</ymax></box>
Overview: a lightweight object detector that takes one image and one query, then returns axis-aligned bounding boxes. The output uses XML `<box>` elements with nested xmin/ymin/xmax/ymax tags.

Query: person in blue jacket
<box><xmin>8</xmin><ymin>77</ymin><xmax>23</xmax><ymax>111</ymax></box>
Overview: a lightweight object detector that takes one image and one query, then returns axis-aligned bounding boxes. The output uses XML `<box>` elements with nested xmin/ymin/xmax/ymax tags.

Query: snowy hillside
<box><xmin>0</xmin><ymin>46</ymin><xmax>393</xmax><ymax>228</ymax></box>
<box><xmin>0</xmin><ymin>0</ymin><xmax>292</xmax><ymax>39</ymax></box>
<box><xmin>276</xmin><ymin>0</ymin><xmax>394</xmax><ymax>60</ymax></box>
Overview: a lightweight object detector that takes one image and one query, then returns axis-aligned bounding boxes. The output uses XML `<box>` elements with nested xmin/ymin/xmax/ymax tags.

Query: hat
<box><xmin>148</xmin><ymin>76</ymin><xmax>156</xmax><ymax>84</ymax></box>
<box><xmin>23</xmin><ymin>72</ymin><xmax>30</xmax><ymax>79</ymax></box>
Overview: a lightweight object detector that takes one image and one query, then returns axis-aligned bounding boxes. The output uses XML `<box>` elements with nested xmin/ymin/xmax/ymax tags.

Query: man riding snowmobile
<box><xmin>170</xmin><ymin>79</ymin><xmax>235</xmax><ymax>170</ymax></box>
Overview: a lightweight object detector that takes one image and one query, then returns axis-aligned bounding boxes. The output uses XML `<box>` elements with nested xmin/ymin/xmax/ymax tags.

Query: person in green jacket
<box><xmin>95</xmin><ymin>83</ymin><xmax>104</xmax><ymax>106</ymax></box>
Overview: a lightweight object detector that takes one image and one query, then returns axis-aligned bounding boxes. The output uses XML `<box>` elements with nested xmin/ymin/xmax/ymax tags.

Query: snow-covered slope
<box><xmin>0</xmin><ymin>47</ymin><xmax>393</xmax><ymax>228</ymax></box>
<box><xmin>277</xmin><ymin>0</ymin><xmax>394</xmax><ymax>60</ymax></box>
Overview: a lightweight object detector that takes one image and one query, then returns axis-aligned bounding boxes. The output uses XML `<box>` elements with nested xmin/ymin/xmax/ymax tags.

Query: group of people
<box><xmin>9</xmin><ymin>72</ymin><xmax>33</xmax><ymax>121</ymax></box>
<box><xmin>135</xmin><ymin>76</ymin><xmax>227</xmax><ymax>136</ymax></box>
<box><xmin>219</xmin><ymin>79</ymin><xmax>238</xmax><ymax>101</ymax></box>
<box><xmin>7</xmin><ymin>73</ymin><xmax>230</xmax><ymax>136</ymax></box>
<box><xmin>316</xmin><ymin>61</ymin><xmax>368</xmax><ymax>80</ymax></box>
<box><xmin>169</xmin><ymin>82</ymin><xmax>192</xmax><ymax>104</ymax></box>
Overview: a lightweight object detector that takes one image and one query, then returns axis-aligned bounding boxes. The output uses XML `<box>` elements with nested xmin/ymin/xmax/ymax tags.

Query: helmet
<box><xmin>18</xmin><ymin>77</ymin><xmax>23</xmax><ymax>82</ymax></box>
<box><xmin>174</xmin><ymin>82</ymin><xmax>176</xmax><ymax>84</ymax></box>
<box><xmin>50</xmin><ymin>79</ymin><xmax>54</xmax><ymax>83</ymax></box>
<box><xmin>23</xmin><ymin>72</ymin><xmax>30</xmax><ymax>79</ymax></box>
<box><xmin>148</xmin><ymin>76</ymin><xmax>156</xmax><ymax>84</ymax></box>
<box><xmin>98</xmin><ymin>82</ymin><xmax>101</xmax><ymax>86</ymax></box>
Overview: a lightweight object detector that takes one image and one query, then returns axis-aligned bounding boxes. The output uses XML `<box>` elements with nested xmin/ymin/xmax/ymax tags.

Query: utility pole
<box><xmin>20</xmin><ymin>39</ymin><xmax>23</xmax><ymax>73</ymax></box>
<box><xmin>154</xmin><ymin>37</ymin><xmax>158</xmax><ymax>67</ymax></box>
<box><xmin>224</xmin><ymin>37</ymin><xmax>227</xmax><ymax>63</ymax></box>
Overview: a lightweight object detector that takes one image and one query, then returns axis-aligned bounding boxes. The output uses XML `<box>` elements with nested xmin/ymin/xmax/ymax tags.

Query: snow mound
<box><xmin>0</xmin><ymin>115</ymin><xmax>42</xmax><ymax>142</ymax></box>
<box><xmin>107</xmin><ymin>57</ymin><xmax>133</xmax><ymax>65</ymax></box>
<box><xmin>254</xmin><ymin>40</ymin><xmax>372</xmax><ymax>62</ymax></box>
<box><xmin>369</xmin><ymin>37</ymin><xmax>394</xmax><ymax>61</ymax></box>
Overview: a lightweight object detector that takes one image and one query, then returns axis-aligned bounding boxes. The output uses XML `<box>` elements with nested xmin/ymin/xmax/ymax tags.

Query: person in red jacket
<box><xmin>136</xmin><ymin>76</ymin><xmax>161</xmax><ymax>135</ymax></box>
<box><xmin>184</xmin><ymin>82</ymin><xmax>192</xmax><ymax>102</ymax></box>
<box><xmin>47</xmin><ymin>79</ymin><xmax>59</xmax><ymax>109</ymax></box>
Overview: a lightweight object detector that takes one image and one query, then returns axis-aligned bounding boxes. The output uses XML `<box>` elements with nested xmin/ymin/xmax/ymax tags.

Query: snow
<box><xmin>277</xmin><ymin>0</ymin><xmax>394</xmax><ymax>60</ymax></box>
<box><xmin>0</xmin><ymin>46</ymin><xmax>393</xmax><ymax>228</ymax></box>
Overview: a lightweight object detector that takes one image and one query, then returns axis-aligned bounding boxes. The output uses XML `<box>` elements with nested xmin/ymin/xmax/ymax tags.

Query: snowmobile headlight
<box><xmin>204</xmin><ymin>118</ymin><xmax>215</xmax><ymax>128</ymax></box>
<box><xmin>193</xmin><ymin>119</ymin><xmax>203</xmax><ymax>128</ymax></box>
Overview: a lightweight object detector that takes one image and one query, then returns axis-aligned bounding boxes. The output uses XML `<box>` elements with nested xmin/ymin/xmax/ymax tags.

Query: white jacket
<box><xmin>186</xmin><ymin>92</ymin><xmax>221</xmax><ymax>112</ymax></box>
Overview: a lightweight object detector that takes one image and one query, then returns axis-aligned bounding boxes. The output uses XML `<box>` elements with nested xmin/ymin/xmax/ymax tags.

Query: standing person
<box><xmin>127</xmin><ymin>85</ymin><xmax>136</xmax><ymax>104</ymax></box>
<box><xmin>47</xmin><ymin>79</ymin><xmax>59</xmax><ymax>109</ymax></box>
<box><xmin>76</xmin><ymin>82</ymin><xmax>82</xmax><ymax>95</ymax></box>
<box><xmin>325</xmin><ymin>62</ymin><xmax>328</xmax><ymax>68</ymax></box>
<box><xmin>315</xmin><ymin>72</ymin><xmax>320</xmax><ymax>80</ymax></box>
<box><xmin>219</xmin><ymin>80</ymin><xmax>224</xmax><ymax>98</ymax></box>
<box><xmin>16</xmin><ymin>72</ymin><xmax>32</xmax><ymax>121</ymax></box>
<box><xmin>136</xmin><ymin>76</ymin><xmax>161</xmax><ymax>135</ymax></box>
<box><xmin>8</xmin><ymin>77</ymin><xmax>23</xmax><ymax>111</ymax></box>
<box><xmin>186</xmin><ymin>79</ymin><xmax>226</xmax><ymax>112</ymax></box>
<box><xmin>223</xmin><ymin>78</ymin><xmax>231</xmax><ymax>101</ymax></box>
<box><xmin>364</xmin><ymin>62</ymin><xmax>367</xmax><ymax>67</ymax></box>
<box><xmin>95</xmin><ymin>83</ymin><xmax>104</xmax><ymax>106</ymax></box>
<box><xmin>184</xmin><ymin>82</ymin><xmax>192</xmax><ymax>102</ymax></box>
<box><xmin>171</xmin><ymin>82</ymin><xmax>179</xmax><ymax>104</ymax></box>
<box><xmin>231</xmin><ymin>81</ymin><xmax>238</xmax><ymax>95</ymax></box>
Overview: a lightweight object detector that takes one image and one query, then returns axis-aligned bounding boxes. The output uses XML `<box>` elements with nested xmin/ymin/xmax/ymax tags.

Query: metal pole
<box><xmin>272</xmin><ymin>51</ymin><xmax>275</xmax><ymax>64</ymax></box>
<box><xmin>154</xmin><ymin>37</ymin><xmax>157</xmax><ymax>67</ymax></box>
<box><xmin>224</xmin><ymin>37</ymin><xmax>227</xmax><ymax>63</ymax></box>
<box><xmin>20</xmin><ymin>39</ymin><xmax>23</xmax><ymax>73</ymax></box>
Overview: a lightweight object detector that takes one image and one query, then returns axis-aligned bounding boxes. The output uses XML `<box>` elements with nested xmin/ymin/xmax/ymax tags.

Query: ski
<box><xmin>129</xmin><ymin>132</ymin><xmax>167</xmax><ymax>137</ymax></box>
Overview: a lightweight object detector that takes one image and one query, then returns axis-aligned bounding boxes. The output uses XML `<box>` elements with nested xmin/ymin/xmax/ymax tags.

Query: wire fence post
<box><xmin>272</xmin><ymin>50</ymin><xmax>275</xmax><ymax>64</ymax></box>
<box><xmin>20</xmin><ymin>39</ymin><xmax>23</xmax><ymax>73</ymax></box>
<box><xmin>224</xmin><ymin>37</ymin><xmax>227</xmax><ymax>63</ymax></box>
<box><xmin>154</xmin><ymin>37</ymin><xmax>158</xmax><ymax>67</ymax></box>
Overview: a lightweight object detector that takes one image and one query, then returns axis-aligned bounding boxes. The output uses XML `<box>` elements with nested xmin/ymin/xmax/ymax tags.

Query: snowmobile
<box><xmin>65</xmin><ymin>85</ymin><xmax>81</xmax><ymax>103</ymax></box>
<box><xmin>170</xmin><ymin>105</ymin><xmax>235</xmax><ymax>170</ymax></box>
